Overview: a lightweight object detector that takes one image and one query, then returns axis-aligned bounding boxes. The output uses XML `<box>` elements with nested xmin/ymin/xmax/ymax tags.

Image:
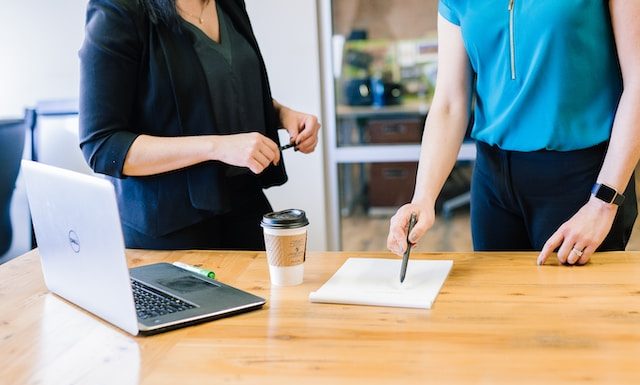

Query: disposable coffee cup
<box><xmin>261</xmin><ymin>209</ymin><xmax>309</xmax><ymax>286</ymax></box>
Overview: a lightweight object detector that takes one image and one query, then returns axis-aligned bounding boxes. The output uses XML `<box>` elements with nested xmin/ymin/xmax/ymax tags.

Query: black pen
<box><xmin>279</xmin><ymin>143</ymin><xmax>297</xmax><ymax>151</ymax></box>
<box><xmin>400</xmin><ymin>213</ymin><xmax>417</xmax><ymax>283</ymax></box>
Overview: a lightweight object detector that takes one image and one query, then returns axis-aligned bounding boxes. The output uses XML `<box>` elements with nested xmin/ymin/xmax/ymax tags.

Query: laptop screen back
<box><xmin>22</xmin><ymin>160</ymin><xmax>139</xmax><ymax>335</ymax></box>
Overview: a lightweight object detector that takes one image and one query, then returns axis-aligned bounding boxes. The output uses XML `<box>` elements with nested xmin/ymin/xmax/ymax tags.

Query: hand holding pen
<box><xmin>387</xmin><ymin>204</ymin><xmax>434</xmax><ymax>258</ymax></box>
<box><xmin>276</xmin><ymin>102</ymin><xmax>321</xmax><ymax>154</ymax></box>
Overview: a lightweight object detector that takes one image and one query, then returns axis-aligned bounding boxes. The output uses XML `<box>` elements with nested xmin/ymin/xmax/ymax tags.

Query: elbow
<box><xmin>78</xmin><ymin>120</ymin><xmax>104</xmax><ymax>174</ymax></box>
<box><xmin>79</xmin><ymin>140</ymin><xmax>100</xmax><ymax>174</ymax></box>
<box><xmin>430</xmin><ymin>96</ymin><xmax>472</xmax><ymax>130</ymax></box>
<box><xmin>621</xmin><ymin>78</ymin><xmax>640</xmax><ymax>102</ymax></box>
<box><xmin>77</xmin><ymin>129</ymin><xmax>134</xmax><ymax>179</ymax></box>
<box><xmin>78</xmin><ymin>111</ymin><xmax>138</xmax><ymax>179</ymax></box>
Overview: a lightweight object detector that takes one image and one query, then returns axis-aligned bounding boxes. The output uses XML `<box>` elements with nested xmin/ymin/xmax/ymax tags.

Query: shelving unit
<box><xmin>320</xmin><ymin>0</ymin><xmax>474</xmax><ymax>250</ymax></box>
<box><xmin>336</xmin><ymin>101</ymin><xmax>430</xmax><ymax>117</ymax></box>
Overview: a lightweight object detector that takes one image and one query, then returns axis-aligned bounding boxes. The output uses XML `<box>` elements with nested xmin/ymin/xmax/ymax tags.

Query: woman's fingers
<box><xmin>537</xmin><ymin>230</ymin><xmax>563</xmax><ymax>265</ymax></box>
<box><xmin>408</xmin><ymin>213</ymin><xmax>433</xmax><ymax>244</ymax></box>
<box><xmin>248</xmin><ymin>149</ymin><xmax>272</xmax><ymax>174</ymax></box>
<box><xmin>259</xmin><ymin>134</ymin><xmax>280</xmax><ymax>165</ymax></box>
<box><xmin>576</xmin><ymin>245</ymin><xmax>595</xmax><ymax>265</ymax></box>
<box><xmin>294</xmin><ymin>116</ymin><xmax>321</xmax><ymax>153</ymax></box>
<box><xmin>387</xmin><ymin>205</ymin><xmax>434</xmax><ymax>256</ymax></box>
<box><xmin>218</xmin><ymin>132</ymin><xmax>282</xmax><ymax>173</ymax></box>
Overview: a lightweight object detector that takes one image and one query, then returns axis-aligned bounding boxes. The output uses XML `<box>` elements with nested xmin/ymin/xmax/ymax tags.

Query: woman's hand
<box><xmin>213</xmin><ymin>132</ymin><xmax>281</xmax><ymax>174</ymax></box>
<box><xmin>277</xmin><ymin>104</ymin><xmax>321</xmax><ymax>153</ymax></box>
<box><xmin>537</xmin><ymin>197</ymin><xmax>618</xmax><ymax>266</ymax></box>
<box><xmin>387</xmin><ymin>203</ymin><xmax>435</xmax><ymax>256</ymax></box>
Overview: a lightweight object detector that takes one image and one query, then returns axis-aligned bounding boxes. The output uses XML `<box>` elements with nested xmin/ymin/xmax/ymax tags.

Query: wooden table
<box><xmin>2</xmin><ymin>250</ymin><xmax>639</xmax><ymax>385</ymax></box>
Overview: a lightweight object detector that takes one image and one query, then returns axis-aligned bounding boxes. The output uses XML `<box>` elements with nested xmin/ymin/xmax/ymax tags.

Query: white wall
<box><xmin>0</xmin><ymin>1</ymin><xmax>87</xmax><ymax>262</ymax></box>
<box><xmin>0</xmin><ymin>0</ymin><xmax>329</xmax><ymax>253</ymax></box>
<box><xmin>245</xmin><ymin>0</ymin><xmax>328</xmax><ymax>251</ymax></box>
<box><xmin>0</xmin><ymin>0</ymin><xmax>87</xmax><ymax>118</ymax></box>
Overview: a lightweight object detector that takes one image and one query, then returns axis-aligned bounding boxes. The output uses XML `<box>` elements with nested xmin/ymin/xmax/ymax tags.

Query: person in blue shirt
<box><xmin>387</xmin><ymin>1</ymin><xmax>640</xmax><ymax>266</ymax></box>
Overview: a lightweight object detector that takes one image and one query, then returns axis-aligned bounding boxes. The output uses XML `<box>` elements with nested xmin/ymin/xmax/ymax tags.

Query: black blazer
<box><xmin>79</xmin><ymin>0</ymin><xmax>287</xmax><ymax>237</ymax></box>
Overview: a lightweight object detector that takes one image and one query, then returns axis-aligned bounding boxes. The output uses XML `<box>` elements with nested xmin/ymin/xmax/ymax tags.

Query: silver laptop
<box><xmin>21</xmin><ymin>160</ymin><xmax>265</xmax><ymax>336</ymax></box>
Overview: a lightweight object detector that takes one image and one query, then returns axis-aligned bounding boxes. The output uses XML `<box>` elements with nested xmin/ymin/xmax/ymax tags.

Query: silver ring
<box><xmin>572</xmin><ymin>247</ymin><xmax>584</xmax><ymax>257</ymax></box>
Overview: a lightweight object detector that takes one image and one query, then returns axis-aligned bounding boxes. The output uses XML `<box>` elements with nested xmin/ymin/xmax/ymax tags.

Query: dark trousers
<box><xmin>470</xmin><ymin>140</ymin><xmax>637</xmax><ymax>251</ymax></box>
<box><xmin>124</xmin><ymin>176</ymin><xmax>272</xmax><ymax>251</ymax></box>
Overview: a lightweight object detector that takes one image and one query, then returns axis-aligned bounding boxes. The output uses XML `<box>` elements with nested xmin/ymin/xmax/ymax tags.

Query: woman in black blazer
<box><xmin>79</xmin><ymin>0</ymin><xmax>320</xmax><ymax>250</ymax></box>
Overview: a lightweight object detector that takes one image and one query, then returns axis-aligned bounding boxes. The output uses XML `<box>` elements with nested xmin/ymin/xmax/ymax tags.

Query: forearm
<box><xmin>600</xmin><ymin>1</ymin><xmax>640</xmax><ymax>193</ymax></box>
<box><xmin>411</xmin><ymin>104</ymin><xmax>470</xmax><ymax>207</ymax></box>
<box><xmin>123</xmin><ymin>135</ymin><xmax>216</xmax><ymax>176</ymax></box>
<box><xmin>597</xmin><ymin>83</ymin><xmax>640</xmax><ymax>192</ymax></box>
<box><xmin>272</xmin><ymin>99</ymin><xmax>288</xmax><ymax>127</ymax></box>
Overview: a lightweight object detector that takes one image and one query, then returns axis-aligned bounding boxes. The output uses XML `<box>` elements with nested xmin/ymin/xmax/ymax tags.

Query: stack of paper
<box><xmin>309</xmin><ymin>258</ymin><xmax>453</xmax><ymax>309</ymax></box>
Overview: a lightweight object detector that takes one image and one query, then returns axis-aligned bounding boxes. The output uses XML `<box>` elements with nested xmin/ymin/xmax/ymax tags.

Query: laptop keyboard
<box><xmin>131</xmin><ymin>279</ymin><xmax>196</xmax><ymax>320</ymax></box>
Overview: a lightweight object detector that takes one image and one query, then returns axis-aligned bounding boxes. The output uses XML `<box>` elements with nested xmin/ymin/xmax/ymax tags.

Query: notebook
<box><xmin>309</xmin><ymin>258</ymin><xmax>453</xmax><ymax>309</ymax></box>
<box><xmin>22</xmin><ymin>160</ymin><xmax>266</xmax><ymax>336</ymax></box>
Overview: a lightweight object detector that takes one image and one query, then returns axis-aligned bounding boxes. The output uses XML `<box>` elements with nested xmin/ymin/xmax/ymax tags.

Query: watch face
<box><xmin>595</xmin><ymin>184</ymin><xmax>616</xmax><ymax>203</ymax></box>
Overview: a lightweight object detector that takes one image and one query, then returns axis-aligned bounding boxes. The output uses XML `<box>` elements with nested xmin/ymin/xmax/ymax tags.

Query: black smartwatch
<box><xmin>591</xmin><ymin>183</ymin><xmax>625</xmax><ymax>205</ymax></box>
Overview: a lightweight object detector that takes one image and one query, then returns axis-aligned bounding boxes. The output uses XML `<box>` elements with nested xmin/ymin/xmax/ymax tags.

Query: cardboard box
<box><xmin>366</xmin><ymin>118</ymin><xmax>422</xmax><ymax>144</ymax></box>
<box><xmin>368</xmin><ymin>162</ymin><xmax>418</xmax><ymax>211</ymax></box>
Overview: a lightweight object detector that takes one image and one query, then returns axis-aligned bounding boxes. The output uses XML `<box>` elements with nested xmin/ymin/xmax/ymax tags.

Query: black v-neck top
<box><xmin>182</xmin><ymin>4</ymin><xmax>266</xmax><ymax>140</ymax></box>
<box><xmin>80</xmin><ymin>0</ymin><xmax>288</xmax><ymax>238</ymax></box>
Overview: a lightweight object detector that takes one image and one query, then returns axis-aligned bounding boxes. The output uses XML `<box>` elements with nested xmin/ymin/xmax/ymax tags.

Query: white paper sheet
<box><xmin>309</xmin><ymin>258</ymin><xmax>453</xmax><ymax>309</ymax></box>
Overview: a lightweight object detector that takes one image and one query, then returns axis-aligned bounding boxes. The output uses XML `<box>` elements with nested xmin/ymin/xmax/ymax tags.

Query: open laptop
<box><xmin>21</xmin><ymin>160</ymin><xmax>266</xmax><ymax>336</ymax></box>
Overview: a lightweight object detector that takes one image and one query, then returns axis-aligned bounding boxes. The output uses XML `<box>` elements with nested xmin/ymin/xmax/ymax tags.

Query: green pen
<box><xmin>172</xmin><ymin>261</ymin><xmax>216</xmax><ymax>279</ymax></box>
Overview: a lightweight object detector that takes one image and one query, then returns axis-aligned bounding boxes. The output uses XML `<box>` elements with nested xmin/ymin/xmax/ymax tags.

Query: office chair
<box><xmin>30</xmin><ymin>99</ymin><xmax>93</xmax><ymax>175</ymax></box>
<box><xmin>0</xmin><ymin>119</ymin><xmax>27</xmax><ymax>255</ymax></box>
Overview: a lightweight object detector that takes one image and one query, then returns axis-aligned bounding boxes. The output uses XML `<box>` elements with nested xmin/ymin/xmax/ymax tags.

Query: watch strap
<box><xmin>591</xmin><ymin>183</ymin><xmax>625</xmax><ymax>206</ymax></box>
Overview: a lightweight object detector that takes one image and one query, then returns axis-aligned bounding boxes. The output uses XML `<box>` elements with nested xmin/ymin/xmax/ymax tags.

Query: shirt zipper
<box><xmin>508</xmin><ymin>0</ymin><xmax>516</xmax><ymax>80</ymax></box>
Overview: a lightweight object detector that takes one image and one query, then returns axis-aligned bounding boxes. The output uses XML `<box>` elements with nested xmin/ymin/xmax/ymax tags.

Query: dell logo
<box><xmin>68</xmin><ymin>230</ymin><xmax>80</xmax><ymax>253</ymax></box>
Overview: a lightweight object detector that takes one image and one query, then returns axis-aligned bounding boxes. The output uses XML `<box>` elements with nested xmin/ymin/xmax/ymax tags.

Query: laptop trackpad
<box><xmin>156</xmin><ymin>276</ymin><xmax>219</xmax><ymax>294</ymax></box>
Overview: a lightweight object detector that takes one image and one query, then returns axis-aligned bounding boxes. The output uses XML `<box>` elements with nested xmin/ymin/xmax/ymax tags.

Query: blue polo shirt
<box><xmin>439</xmin><ymin>0</ymin><xmax>622</xmax><ymax>151</ymax></box>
